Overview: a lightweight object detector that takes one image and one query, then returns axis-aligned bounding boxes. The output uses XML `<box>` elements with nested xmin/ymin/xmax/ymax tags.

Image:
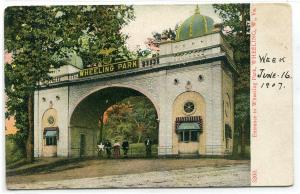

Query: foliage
<box><xmin>103</xmin><ymin>96</ymin><xmax>158</xmax><ymax>144</ymax></box>
<box><xmin>136</xmin><ymin>25</ymin><xmax>178</xmax><ymax>59</ymax></box>
<box><xmin>5</xmin><ymin>135</ymin><xmax>25</xmax><ymax>164</ymax></box>
<box><xmin>5</xmin><ymin>7</ymin><xmax>66</xmax><ymax>162</ymax></box>
<box><xmin>103</xmin><ymin>103</ymin><xmax>134</xmax><ymax>143</ymax></box>
<box><xmin>4</xmin><ymin>6</ymin><xmax>135</xmax><ymax>162</ymax></box>
<box><xmin>152</xmin><ymin>26</ymin><xmax>178</xmax><ymax>42</ymax></box>
<box><xmin>136</xmin><ymin>48</ymin><xmax>152</xmax><ymax>58</ymax></box>
<box><xmin>213</xmin><ymin>4</ymin><xmax>250</xmax><ymax>66</ymax></box>
<box><xmin>53</xmin><ymin>5</ymin><xmax>135</xmax><ymax>67</ymax></box>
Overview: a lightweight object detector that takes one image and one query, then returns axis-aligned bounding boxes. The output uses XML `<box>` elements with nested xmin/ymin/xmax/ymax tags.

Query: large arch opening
<box><xmin>69</xmin><ymin>87</ymin><xmax>159</xmax><ymax>158</ymax></box>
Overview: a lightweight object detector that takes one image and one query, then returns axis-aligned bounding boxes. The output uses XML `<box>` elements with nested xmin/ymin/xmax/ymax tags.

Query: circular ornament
<box><xmin>47</xmin><ymin>116</ymin><xmax>55</xmax><ymax>126</ymax></box>
<box><xmin>184</xmin><ymin>101</ymin><xmax>195</xmax><ymax>114</ymax></box>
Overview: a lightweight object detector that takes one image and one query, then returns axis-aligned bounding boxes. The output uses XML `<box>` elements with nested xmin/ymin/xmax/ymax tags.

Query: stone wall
<box><xmin>163</xmin><ymin>62</ymin><xmax>223</xmax><ymax>155</ymax></box>
<box><xmin>159</xmin><ymin>32</ymin><xmax>222</xmax><ymax>64</ymax></box>
<box><xmin>34</xmin><ymin>87</ymin><xmax>69</xmax><ymax>157</ymax></box>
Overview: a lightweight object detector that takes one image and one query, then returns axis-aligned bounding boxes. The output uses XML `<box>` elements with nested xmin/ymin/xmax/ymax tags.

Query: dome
<box><xmin>52</xmin><ymin>48</ymin><xmax>84</xmax><ymax>69</ymax></box>
<box><xmin>66</xmin><ymin>52</ymin><xmax>83</xmax><ymax>69</ymax></box>
<box><xmin>176</xmin><ymin>6</ymin><xmax>214</xmax><ymax>41</ymax></box>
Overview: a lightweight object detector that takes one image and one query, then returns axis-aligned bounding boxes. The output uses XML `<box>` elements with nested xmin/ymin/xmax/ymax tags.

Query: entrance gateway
<box><xmin>34</xmin><ymin>8</ymin><xmax>236</xmax><ymax>158</ymax></box>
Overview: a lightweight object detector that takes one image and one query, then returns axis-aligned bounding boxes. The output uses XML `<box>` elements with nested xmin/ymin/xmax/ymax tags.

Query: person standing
<box><xmin>122</xmin><ymin>140</ymin><xmax>129</xmax><ymax>158</ymax></box>
<box><xmin>144</xmin><ymin>137</ymin><xmax>152</xmax><ymax>158</ymax></box>
<box><xmin>113</xmin><ymin>140</ymin><xmax>121</xmax><ymax>159</ymax></box>
<box><xmin>104</xmin><ymin>140</ymin><xmax>112</xmax><ymax>158</ymax></box>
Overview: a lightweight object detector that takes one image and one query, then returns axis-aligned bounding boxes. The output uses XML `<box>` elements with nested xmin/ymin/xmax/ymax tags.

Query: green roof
<box><xmin>66</xmin><ymin>52</ymin><xmax>83</xmax><ymax>69</ymax></box>
<box><xmin>52</xmin><ymin>48</ymin><xmax>83</xmax><ymax>69</ymax></box>
<box><xmin>176</xmin><ymin>6</ymin><xmax>214</xmax><ymax>41</ymax></box>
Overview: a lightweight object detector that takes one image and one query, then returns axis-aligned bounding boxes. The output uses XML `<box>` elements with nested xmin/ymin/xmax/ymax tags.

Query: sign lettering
<box><xmin>79</xmin><ymin>59</ymin><xmax>139</xmax><ymax>78</ymax></box>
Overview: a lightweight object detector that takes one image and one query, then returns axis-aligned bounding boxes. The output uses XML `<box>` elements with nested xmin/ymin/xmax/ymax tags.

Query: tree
<box><xmin>5</xmin><ymin>7</ymin><xmax>65</xmax><ymax>162</ymax></box>
<box><xmin>213</xmin><ymin>4</ymin><xmax>250</xmax><ymax>158</ymax></box>
<box><xmin>104</xmin><ymin>103</ymin><xmax>134</xmax><ymax>142</ymax></box>
<box><xmin>103</xmin><ymin>96</ymin><xmax>158</xmax><ymax>144</ymax></box>
<box><xmin>129</xmin><ymin>96</ymin><xmax>158</xmax><ymax>143</ymax></box>
<box><xmin>152</xmin><ymin>26</ymin><xmax>178</xmax><ymax>42</ymax></box>
<box><xmin>53</xmin><ymin>5</ymin><xmax>135</xmax><ymax>67</ymax></box>
<box><xmin>136</xmin><ymin>25</ymin><xmax>178</xmax><ymax>59</ymax></box>
<box><xmin>4</xmin><ymin>6</ymin><xmax>135</xmax><ymax>162</ymax></box>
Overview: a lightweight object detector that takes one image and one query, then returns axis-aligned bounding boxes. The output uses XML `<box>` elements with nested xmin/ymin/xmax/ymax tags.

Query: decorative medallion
<box><xmin>47</xmin><ymin>116</ymin><xmax>55</xmax><ymax>126</ymax></box>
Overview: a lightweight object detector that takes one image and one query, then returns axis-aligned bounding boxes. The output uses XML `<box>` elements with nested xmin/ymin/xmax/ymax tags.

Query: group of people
<box><xmin>97</xmin><ymin>137</ymin><xmax>153</xmax><ymax>159</ymax></box>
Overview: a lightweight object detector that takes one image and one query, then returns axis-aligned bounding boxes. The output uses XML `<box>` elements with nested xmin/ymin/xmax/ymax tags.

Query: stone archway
<box><xmin>172</xmin><ymin>91</ymin><xmax>206</xmax><ymax>156</ymax></box>
<box><xmin>69</xmin><ymin>86</ymin><xmax>159</xmax><ymax>157</ymax></box>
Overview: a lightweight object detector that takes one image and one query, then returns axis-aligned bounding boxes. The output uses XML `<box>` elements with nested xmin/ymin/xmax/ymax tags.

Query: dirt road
<box><xmin>7</xmin><ymin>158</ymin><xmax>250</xmax><ymax>189</ymax></box>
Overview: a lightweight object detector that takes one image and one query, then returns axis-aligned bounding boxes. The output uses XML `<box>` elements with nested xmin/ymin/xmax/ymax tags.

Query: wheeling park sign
<box><xmin>78</xmin><ymin>59</ymin><xmax>139</xmax><ymax>78</ymax></box>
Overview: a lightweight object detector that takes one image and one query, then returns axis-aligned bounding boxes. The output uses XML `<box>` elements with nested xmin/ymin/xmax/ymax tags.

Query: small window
<box><xmin>45</xmin><ymin>130</ymin><xmax>58</xmax><ymax>146</ymax></box>
<box><xmin>183</xmin><ymin>131</ymin><xmax>189</xmax><ymax>142</ymax></box>
<box><xmin>179</xmin><ymin>131</ymin><xmax>190</xmax><ymax>142</ymax></box>
<box><xmin>191</xmin><ymin>131</ymin><xmax>198</xmax><ymax>142</ymax></box>
<box><xmin>179</xmin><ymin>132</ymin><xmax>184</xmax><ymax>141</ymax></box>
<box><xmin>46</xmin><ymin>136</ymin><xmax>57</xmax><ymax>146</ymax></box>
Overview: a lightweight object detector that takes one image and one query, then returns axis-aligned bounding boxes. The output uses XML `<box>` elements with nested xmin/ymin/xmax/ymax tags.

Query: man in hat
<box><xmin>122</xmin><ymin>139</ymin><xmax>129</xmax><ymax>158</ymax></box>
<box><xmin>144</xmin><ymin>136</ymin><xmax>152</xmax><ymax>158</ymax></box>
<box><xmin>104</xmin><ymin>140</ymin><xmax>112</xmax><ymax>158</ymax></box>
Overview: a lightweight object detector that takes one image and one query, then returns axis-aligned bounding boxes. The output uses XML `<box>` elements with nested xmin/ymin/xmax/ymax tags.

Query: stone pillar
<box><xmin>158</xmin><ymin>71</ymin><xmax>173</xmax><ymax>155</ymax></box>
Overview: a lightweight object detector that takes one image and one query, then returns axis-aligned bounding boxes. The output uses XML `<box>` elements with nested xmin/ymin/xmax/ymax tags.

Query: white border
<box><xmin>1</xmin><ymin>0</ymin><xmax>299</xmax><ymax>194</ymax></box>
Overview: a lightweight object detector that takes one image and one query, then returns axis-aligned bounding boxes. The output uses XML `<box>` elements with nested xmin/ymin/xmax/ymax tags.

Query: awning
<box><xmin>176</xmin><ymin>122</ymin><xmax>201</xmax><ymax>131</ymax></box>
<box><xmin>43</xmin><ymin>127</ymin><xmax>59</xmax><ymax>139</ymax></box>
<box><xmin>45</xmin><ymin>130</ymin><xmax>57</xmax><ymax>137</ymax></box>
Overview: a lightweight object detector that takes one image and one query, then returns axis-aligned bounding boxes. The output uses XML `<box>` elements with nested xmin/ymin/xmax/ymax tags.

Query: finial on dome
<box><xmin>195</xmin><ymin>5</ymin><xmax>200</xmax><ymax>14</ymax></box>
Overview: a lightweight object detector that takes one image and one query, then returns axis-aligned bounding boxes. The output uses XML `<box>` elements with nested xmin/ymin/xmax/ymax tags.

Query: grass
<box><xmin>229</xmin><ymin>145</ymin><xmax>250</xmax><ymax>160</ymax></box>
<box><xmin>121</xmin><ymin>143</ymin><xmax>158</xmax><ymax>157</ymax></box>
<box><xmin>238</xmin><ymin>144</ymin><xmax>250</xmax><ymax>158</ymax></box>
<box><xmin>5</xmin><ymin>136</ymin><xmax>24</xmax><ymax>166</ymax></box>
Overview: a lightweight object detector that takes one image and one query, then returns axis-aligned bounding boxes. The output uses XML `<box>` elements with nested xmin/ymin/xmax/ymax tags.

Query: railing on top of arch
<box><xmin>140</xmin><ymin>56</ymin><xmax>160</xmax><ymax>68</ymax></box>
<box><xmin>40</xmin><ymin>56</ymin><xmax>161</xmax><ymax>86</ymax></box>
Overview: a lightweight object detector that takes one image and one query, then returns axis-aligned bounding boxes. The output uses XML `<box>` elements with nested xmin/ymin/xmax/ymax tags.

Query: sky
<box><xmin>122</xmin><ymin>4</ymin><xmax>222</xmax><ymax>51</ymax></box>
